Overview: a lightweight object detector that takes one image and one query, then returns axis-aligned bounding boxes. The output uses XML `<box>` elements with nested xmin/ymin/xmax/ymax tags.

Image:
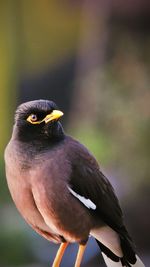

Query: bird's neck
<box><xmin>12</xmin><ymin>121</ymin><xmax>65</xmax><ymax>145</ymax></box>
<box><xmin>8</xmin><ymin>134</ymin><xmax>66</xmax><ymax>171</ymax></box>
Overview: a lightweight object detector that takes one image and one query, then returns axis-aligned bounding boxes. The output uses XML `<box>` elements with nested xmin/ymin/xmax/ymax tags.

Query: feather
<box><xmin>102</xmin><ymin>253</ymin><xmax>145</xmax><ymax>267</ymax></box>
<box><xmin>91</xmin><ymin>226</ymin><xmax>123</xmax><ymax>257</ymax></box>
<box><xmin>102</xmin><ymin>253</ymin><xmax>123</xmax><ymax>267</ymax></box>
<box><xmin>67</xmin><ymin>186</ymin><xmax>96</xmax><ymax>210</ymax></box>
<box><xmin>91</xmin><ymin>226</ymin><xmax>145</xmax><ymax>267</ymax></box>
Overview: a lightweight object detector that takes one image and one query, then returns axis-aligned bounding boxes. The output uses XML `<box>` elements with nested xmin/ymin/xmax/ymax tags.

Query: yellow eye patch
<box><xmin>27</xmin><ymin>114</ymin><xmax>42</xmax><ymax>124</ymax></box>
<box><xmin>26</xmin><ymin>110</ymin><xmax>64</xmax><ymax>125</ymax></box>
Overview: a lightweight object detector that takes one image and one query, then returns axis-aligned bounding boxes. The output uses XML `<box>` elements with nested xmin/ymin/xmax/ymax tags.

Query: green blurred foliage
<box><xmin>20</xmin><ymin>0</ymin><xmax>81</xmax><ymax>74</ymax></box>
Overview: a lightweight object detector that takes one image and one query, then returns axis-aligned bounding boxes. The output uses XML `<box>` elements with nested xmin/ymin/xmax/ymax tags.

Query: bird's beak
<box><xmin>44</xmin><ymin>110</ymin><xmax>64</xmax><ymax>123</ymax></box>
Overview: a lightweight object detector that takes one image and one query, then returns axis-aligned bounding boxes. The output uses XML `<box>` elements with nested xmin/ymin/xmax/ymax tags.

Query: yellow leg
<box><xmin>74</xmin><ymin>244</ymin><xmax>87</xmax><ymax>267</ymax></box>
<box><xmin>52</xmin><ymin>242</ymin><xmax>69</xmax><ymax>267</ymax></box>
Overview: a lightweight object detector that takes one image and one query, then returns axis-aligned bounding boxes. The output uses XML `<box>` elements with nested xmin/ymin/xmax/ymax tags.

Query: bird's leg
<box><xmin>74</xmin><ymin>244</ymin><xmax>87</xmax><ymax>267</ymax></box>
<box><xmin>52</xmin><ymin>242</ymin><xmax>69</xmax><ymax>267</ymax></box>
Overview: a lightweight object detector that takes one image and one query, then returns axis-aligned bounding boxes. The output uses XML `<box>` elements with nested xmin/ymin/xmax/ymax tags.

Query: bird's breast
<box><xmin>5</xmin><ymin>141</ymin><xmax>93</xmax><ymax>244</ymax></box>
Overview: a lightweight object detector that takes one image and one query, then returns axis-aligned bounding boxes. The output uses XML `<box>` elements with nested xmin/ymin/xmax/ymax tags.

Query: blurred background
<box><xmin>0</xmin><ymin>0</ymin><xmax>150</xmax><ymax>266</ymax></box>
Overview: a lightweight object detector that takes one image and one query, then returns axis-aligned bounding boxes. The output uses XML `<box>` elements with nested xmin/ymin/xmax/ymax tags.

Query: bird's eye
<box><xmin>30</xmin><ymin>114</ymin><xmax>38</xmax><ymax>122</ymax></box>
<box><xmin>27</xmin><ymin>114</ymin><xmax>39</xmax><ymax>124</ymax></box>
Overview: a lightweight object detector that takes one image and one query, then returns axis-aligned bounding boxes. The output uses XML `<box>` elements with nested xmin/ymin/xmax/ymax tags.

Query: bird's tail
<box><xmin>101</xmin><ymin>253</ymin><xmax>145</xmax><ymax>267</ymax></box>
<box><xmin>97</xmin><ymin>241</ymin><xmax>145</xmax><ymax>267</ymax></box>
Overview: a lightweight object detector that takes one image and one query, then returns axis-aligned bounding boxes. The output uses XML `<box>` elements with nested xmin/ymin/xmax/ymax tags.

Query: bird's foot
<box><xmin>52</xmin><ymin>242</ymin><xmax>68</xmax><ymax>267</ymax></box>
<box><xmin>74</xmin><ymin>244</ymin><xmax>87</xmax><ymax>267</ymax></box>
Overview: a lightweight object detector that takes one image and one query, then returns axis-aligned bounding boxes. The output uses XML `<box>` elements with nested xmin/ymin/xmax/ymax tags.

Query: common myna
<box><xmin>5</xmin><ymin>99</ymin><xmax>145</xmax><ymax>267</ymax></box>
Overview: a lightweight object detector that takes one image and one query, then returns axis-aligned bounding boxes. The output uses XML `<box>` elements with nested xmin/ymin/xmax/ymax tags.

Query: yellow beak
<box><xmin>44</xmin><ymin>110</ymin><xmax>64</xmax><ymax>123</ymax></box>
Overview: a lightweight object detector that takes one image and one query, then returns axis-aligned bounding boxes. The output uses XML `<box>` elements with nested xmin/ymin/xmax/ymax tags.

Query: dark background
<box><xmin>0</xmin><ymin>1</ymin><xmax>150</xmax><ymax>266</ymax></box>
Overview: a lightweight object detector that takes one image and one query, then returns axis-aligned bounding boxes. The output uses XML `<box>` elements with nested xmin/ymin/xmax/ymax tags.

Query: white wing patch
<box><xmin>67</xmin><ymin>186</ymin><xmax>96</xmax><ymax>210</ymax></box>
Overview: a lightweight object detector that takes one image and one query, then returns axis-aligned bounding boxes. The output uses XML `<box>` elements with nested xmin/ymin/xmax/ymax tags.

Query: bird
<box><xmin>4</xmin><ymin>99</ymin><xmax>145</xmax><ymax>267</ymax></box>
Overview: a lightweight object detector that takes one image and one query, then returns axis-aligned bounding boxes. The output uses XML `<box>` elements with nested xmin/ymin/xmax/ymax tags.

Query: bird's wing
<box><xmin>66</xmin><ymin>138</ymin><xmax>137</xmax><ymax>262</ymax></box>
<box><xmin>67</xmin><ymin>139</ymin><xmax>124</xmax><ymax>231</ymax></box>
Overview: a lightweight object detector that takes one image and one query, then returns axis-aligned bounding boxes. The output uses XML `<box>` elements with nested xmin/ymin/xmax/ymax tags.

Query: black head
<box><xmin>13</xmin><ymin>99</ymin><xmax>64</xmax><ymax>143</ymax></box>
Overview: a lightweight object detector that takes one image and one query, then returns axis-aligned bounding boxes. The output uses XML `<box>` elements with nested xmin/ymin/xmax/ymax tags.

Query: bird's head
<box><xmin>13</xmin><ymin>99</ymin><xmax>64</xmax><ymax>143</ymax></box>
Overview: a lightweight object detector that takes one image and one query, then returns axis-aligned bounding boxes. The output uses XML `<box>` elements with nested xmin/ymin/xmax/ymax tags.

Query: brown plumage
<box><xmin>4</xmin><ymin>100</ymin><xmax>144</xmax><ymax>267</ymax></box>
